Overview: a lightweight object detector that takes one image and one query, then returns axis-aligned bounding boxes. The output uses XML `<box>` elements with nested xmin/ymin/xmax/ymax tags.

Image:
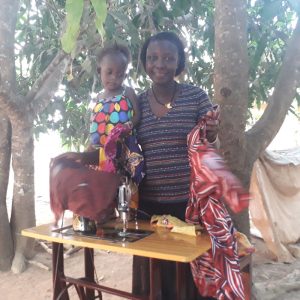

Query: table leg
<box><xmin>52</xmin><ymin>242</ymin><xmax>69</xmax><ymax>300</ymax></box>
<box><xmin>149</xmin><ymin>258</ymin><xmax>162</xmax><ymax>300</ymax></box>
<box><xmin>84</xmin><ymin>248</ymin><xmax>95</xmax><ymax>300</ymax></box>
<box><xmin>175</xmin><ymin>262</ymin><xmax>188</xmax><ymax>300</ymax></box>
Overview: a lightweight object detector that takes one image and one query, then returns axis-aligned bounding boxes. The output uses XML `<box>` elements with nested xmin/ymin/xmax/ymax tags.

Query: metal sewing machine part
<box><xmin>117</xmin><ymin>177</ymin><xmax>132</xmax><ymax>236</ymax></box>
<box><xmin>72</xmin><ymin>214</ymin><xmax>96</xmax><ymax>233</ymax></box>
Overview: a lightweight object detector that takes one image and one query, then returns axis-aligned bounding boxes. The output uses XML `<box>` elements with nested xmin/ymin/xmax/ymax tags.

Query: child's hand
<box><xmin>124</xmin><ymin>121</ymin><xmax>133</xmax><ymax>130</ymax></box>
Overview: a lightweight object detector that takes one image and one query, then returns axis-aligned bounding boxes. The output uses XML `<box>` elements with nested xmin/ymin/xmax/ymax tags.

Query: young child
<box><xmin>89</xmin><ymin>42</ymin><xmax>140</xmax><ymax>170</ymax></box>
<box><xmin>53</xmin><ymin>43</ymin><xmax>141</xmax><ymax>228</ymax></box>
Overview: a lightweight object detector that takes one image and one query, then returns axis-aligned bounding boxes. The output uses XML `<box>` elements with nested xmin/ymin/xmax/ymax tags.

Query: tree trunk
<box><xmin>1</xmin><ymin>0</ymin><xmax>35</xmax><ymax>273</ymax></box>
<box><xmin>214</xmin><ymin>0</ymin><xmax>251</xmax><ymax>235</ymax></box>
<box><xmin>0</xmin><ymin>0</ymin><xmax>70</xmax><ymax>271</ymax></box>
<box><xmin>214</xmin><ymin>1</ymin><xmax>300</xmax><ymax>238</ymax></box>
<box><xmin>0</xmin><ymin>115</ymin><xmax>14</xmax><ymax>271</ymax></box>
<box><xmin>10</xmin><ymin>114</ymin><xmax>36</xmax><ymax>273</ymax></box>
<box><xmin>0</xmin><ymin>0</ymin><xmax>19</xmax><ymax>270</ymax></box>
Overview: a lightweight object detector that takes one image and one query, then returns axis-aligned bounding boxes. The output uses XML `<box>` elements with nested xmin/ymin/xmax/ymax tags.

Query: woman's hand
<box><xmin>205</xmin><ymin>105</ymin><xmax>220</xmax><ymax>143</ymax></box>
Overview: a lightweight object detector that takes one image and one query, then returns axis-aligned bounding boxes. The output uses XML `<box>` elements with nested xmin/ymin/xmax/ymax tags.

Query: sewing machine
<box><xmin>70</xmin><ymin>176</ymin><xmax>151</xmax><ymax>242</ymax></box>
<box><xmin>72</xmin><ymin>178</ymin><xmax>131</xmax><ymax>236</ymax></box>
<box><xmin>117</xmin><ymin>177</ymin><xmax>132</xmax><ymax>236</ymax></box>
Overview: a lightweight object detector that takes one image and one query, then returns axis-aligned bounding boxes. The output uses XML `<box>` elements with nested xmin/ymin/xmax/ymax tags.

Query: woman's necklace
<box><xmin>151</xmin><ymin>82</ymin><xmax>177</xmax><ymax>109</ymax></box>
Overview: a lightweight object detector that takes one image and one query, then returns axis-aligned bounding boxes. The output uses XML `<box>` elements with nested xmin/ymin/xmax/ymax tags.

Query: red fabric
<box><xmin>188</xmin><ymin>120</ymin><xmax>249</xmax><ymax>214</ymax></box>
<box><xmin>50</xmin><ymin>156</ymin><xmax>120</xmax><ymax>223</ymax></box>
<box><xmin>103</xmin><ymin>123</ymin><xmax>131</xmax><ymax>172</ymax></box>
<box><xmin>186</xmin><ymin>121</ymin><xmax>250</xmax><ymax>300</ymax></box>
<box><xmin>104</xmin><ymin>123</ymin><xmax>145</xmax><ymax>184</ymax></box>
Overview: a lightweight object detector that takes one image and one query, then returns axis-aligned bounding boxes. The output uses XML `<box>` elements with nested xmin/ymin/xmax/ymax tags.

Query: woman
<box><xmin>133</xmin><ymin>31</ymin><xmax>219</xmax><ymax>299</ymax></box>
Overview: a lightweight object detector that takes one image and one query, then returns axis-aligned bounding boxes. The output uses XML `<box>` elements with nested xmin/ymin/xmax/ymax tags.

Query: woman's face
<box><xmin>145</xmin><ymin>40</ymin><xmax>179</xmax><ymax>85</ymax></box>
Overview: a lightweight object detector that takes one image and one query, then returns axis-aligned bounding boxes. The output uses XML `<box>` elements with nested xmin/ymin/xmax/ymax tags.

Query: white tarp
<box><xmin>250</xmin><ymin>148</ymin><xmax>300</xmax><ymax>262</ymax></box>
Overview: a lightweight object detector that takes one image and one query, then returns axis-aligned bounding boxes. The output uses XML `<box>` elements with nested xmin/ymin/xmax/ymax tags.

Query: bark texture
<box><xmin>0</xmin><ymin>0</ymin><xmax>19</xmax><ymax>271</ymax></box>
<box><xmin>214</xmin><ymin>0</ymin><xmax>300</xmax><ymax>236</ymax></box>
<box><xmin>214</xmin><ymin>0</ymin><xmax>250</xmax><ymax>235</ymax></box>
<box><xmin>10</xmin><ymin>114</ymin><xmax>36</xmax><ymax>273</ymax></box>
<box><xmin>0</xmin><ymin>115</ymin><xmax>13</xmax><ymax>271</ymax></box>
<box><xmin>0</xmin><ymin>0</ymin><xmax>70</xmax><ymax>272</ymax></box>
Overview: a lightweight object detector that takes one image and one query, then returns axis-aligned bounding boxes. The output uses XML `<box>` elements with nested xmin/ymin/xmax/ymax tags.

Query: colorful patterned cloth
<box><xmin>89</xmin><ymin>90</ymin><xmax>135</xmax><ymax>170</ymax></box>
<box><xmin>90</xmin><ymin>91</ymin><xmax>134</xmax><ymax>147</ymax></box>
<box><xmin>104</xmin><ymin>123</ymin><xmax>145</xmax><ymax>184</ymax></box>
<box><xmin>185</xmin><ymin>120</ymin><xmax>250</xmax><ymax>300</ymax></box>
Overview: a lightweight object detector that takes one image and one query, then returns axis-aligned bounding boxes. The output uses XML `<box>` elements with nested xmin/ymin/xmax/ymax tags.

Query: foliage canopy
<box><xmin>15</xmin><ymin>0</ymin><xmax>299</xmax><ymax>149</ymax></box>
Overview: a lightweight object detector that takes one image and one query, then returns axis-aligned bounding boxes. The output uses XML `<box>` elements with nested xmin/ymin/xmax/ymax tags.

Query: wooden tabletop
<box><xmin>22</xmin><ymin>219</ymin><xmax>211</xmax><ymax>263</ymax></box>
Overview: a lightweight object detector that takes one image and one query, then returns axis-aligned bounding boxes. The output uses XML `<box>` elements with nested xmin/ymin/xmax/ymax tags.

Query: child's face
<box><xmin>99</xmin><ymin>53</ymin><xmax>128</xmax><ymax>93</ymax></box>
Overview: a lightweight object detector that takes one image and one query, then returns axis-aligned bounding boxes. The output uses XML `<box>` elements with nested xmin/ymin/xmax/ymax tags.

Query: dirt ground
<box><xmin>1</xmin><ymin>236</ymin><xmax>300</xmax><ymax>300</ymax></box>
<box><xmin>251</xmin><ymin>237</ymin><xmax>300</xmax><ymax>300</ymax></box>
<box><xmin>1</xmin><ymin>243</ymin><xmax>133</xmax><ymax>300</ymax></box>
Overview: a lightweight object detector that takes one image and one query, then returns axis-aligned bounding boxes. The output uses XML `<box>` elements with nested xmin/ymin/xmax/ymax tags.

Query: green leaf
<box><xmin>90</xmin><ymin>0</ymin><xmax>107</xmax><ymax>39</ymax></box>
<box><xmin>250</xmin><ymin>34</ymin><xmax>268</xmax><ymax>79</ymax></box>
<box><xmin>105</xmin><ymin>14</ymin><xmax>116</xmax><ymax>39</ymax></box>
<box><xmin>81</xmin><ymin>57</ymin><xmax>92</xmax><ymax>74</ymax></box>
<box><xmin>61</xmin><ymin>0</ymin><xmax>84</xmax><ymax>53</ymax></box>
<box><xmin>108</xmin><ymin>10</ymin><xmax>139</xmax><ymax>43</ymax></box>
<box><xmin>176</xmin><ymin>0</ymin><xmax>192</xmax><ymax>13</ymax></box>
<box><xmin>152</xmin><ymin>2</ymin><xmax>170</xmax><ymax>26</ymax></box>
<box><xmin>295</xmin><ymin>93</ymin><xmax>300</xmax><ymax>106</ymax></box>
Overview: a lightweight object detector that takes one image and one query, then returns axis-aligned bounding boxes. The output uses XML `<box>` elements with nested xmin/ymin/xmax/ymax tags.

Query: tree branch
<box><xmin>0</xmin><ymin>93</ymin><xmax>22</xmax><ymax>119</ymax></box>
<box><xmin>25</xmin><ymin>50</ymin><xmax>71</xmax><ymax>115</ymax></box>
<box><xmin>25</xmin><ymin>0</ymin><xmax>93</xmax><ymax>116</ymax></box>
<box><xmin>246</xmin><ymin>18</ymin><xmax>300</xmax><ymax>157</ymax></box>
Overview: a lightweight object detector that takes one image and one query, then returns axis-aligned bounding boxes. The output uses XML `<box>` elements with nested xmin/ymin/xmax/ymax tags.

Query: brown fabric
<box><xmin>50</xmin><ymin>155</ymin><xmax>120</xmax><ymax>223</ymax></box>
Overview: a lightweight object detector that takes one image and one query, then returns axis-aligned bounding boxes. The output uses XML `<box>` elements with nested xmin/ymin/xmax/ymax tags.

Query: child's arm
<box><xmin>125</xmin><ymin>86</ymin><xmax>140</xmax><ymax>126</ymax></box>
